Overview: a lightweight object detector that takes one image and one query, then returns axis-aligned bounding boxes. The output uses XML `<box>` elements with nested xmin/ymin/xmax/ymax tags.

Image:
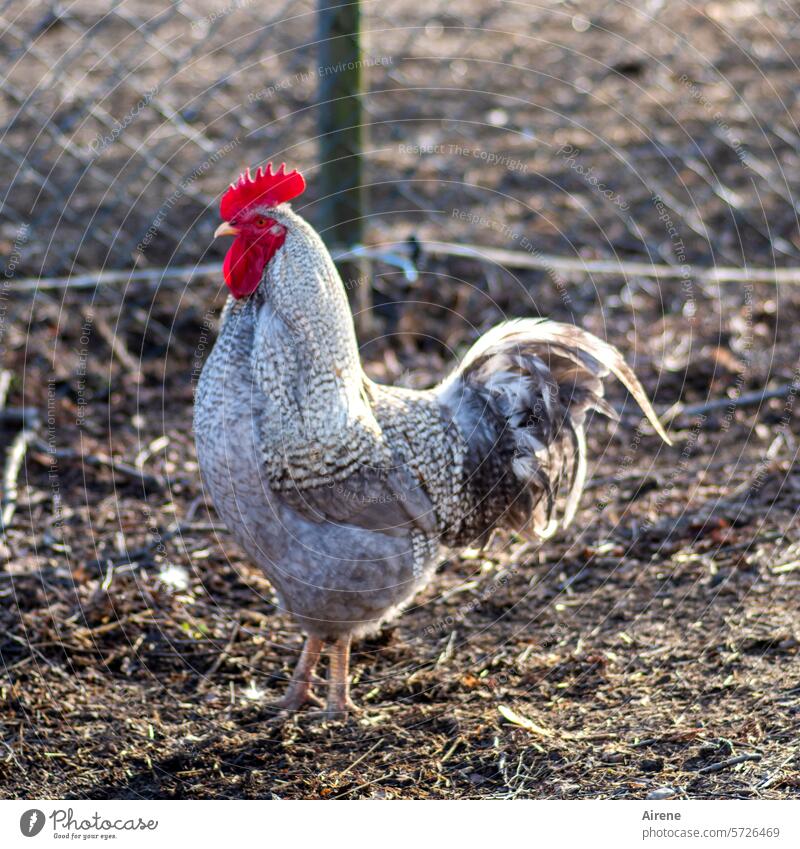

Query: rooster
<box><xmin>194</xmin><ymin>162</ymin><xmax>670</xmax><ymax>718</ymax></box>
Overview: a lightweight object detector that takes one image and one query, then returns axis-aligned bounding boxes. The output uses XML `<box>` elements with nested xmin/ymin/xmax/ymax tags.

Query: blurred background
<box><xmin>1</xmin><ymin>1</ymin><xmax>799</xmax><ymax>800</ymax></box>
<box><xmin>3</xmin><ymin>0</ymin><xmax>800</xmax><ymax>280</ymax></box>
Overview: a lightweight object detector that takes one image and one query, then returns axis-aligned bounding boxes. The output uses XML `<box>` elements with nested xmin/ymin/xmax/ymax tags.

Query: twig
<box><xmin>697</xmin><ymin>753</ymin><xmax>762</xmax><ymax>774</ymax></box>
<box><xmin>83</xmin><ymin>520</ymin><xmax>226</xmax><ymax>572</ymax></box>
<box><xmin>419</xmin><ymin>240</ymin><xmax>800</xmax><ymax>285</ymax></box>
<box><xmin>585</xmin><ymin>471</ymin><xmax>663</xmax><ymax>491</ymax></box>
<box><xmin>91</xmin><ymin>312</ymin><xmax>143</xmax><ymax>383</ymax></box>
<box><xmin>12</xmin><ymin>262</ymin><xmax>222</xmax><ymax>292</ymax></box>
<box><xmin>713</xmin><ymin>531</ymin><xmax>784</xmax><ymax>555</ymax></box>
<box><xmin>71</xmin><ymin>610</ymin><xmax>155</xmax><ymax>640</ymax></box>
<box><xmin>13</xmin><ymin>246</ymin><xmax>800</xmax><ymax>294</ymax></box>
<box><xmin>332</xmin><ymin>772</ymin><xmax>392</xmax><ymax>799</ymax></box>
<box><xmin>1</xmin><ymin>739</ymin><xmax>23</xmax><ymax>770</ymax></box>
<box><xmin>0</xmin><ymin>407</ymin><xmax>40</xmax><ymax>429</ymax></box>
<box><xmin>3</xmin><ymin>632</ymin><xmax>71</xmax><ymax>679</ymax></box>
<box><xmin>754</xmin><ymin>750</ymin><xmax>798</xmax><ymax>790</ymax></box>
<box><xmin>338</xmin><ymin>737</ymin><xmax>384</xmax><ymax>777</ymax></box>
<box><xmin>1</xmin><ymin>427</ymin><xmax>36</xmax><ymax>530</ymax></box>
<box><xmin>30</xmin><ymin>438</ymin><xmax>167</xmax><ymax>489</ymax></box>
<box><xmin>0</xmin><ymin>372</ymin><xmax>33</xmax><ymax>530</ymax></box>
<box><xmin>196</xmin><ymin>617</ymin><xmax>241</xmax><ymax>692</ymax></box>
<box><xmin>0</xmin><ymin>370</ymin><xmax>11</xmax><ymax>410</ymax></box>
<box><xmin>663</xmin><ymin>385</ymin><xmax>796</xmax><ymax>424</ymax></box>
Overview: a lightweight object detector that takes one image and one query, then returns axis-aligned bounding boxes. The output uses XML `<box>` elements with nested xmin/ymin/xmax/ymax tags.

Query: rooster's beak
<box><xmin>214</xmin><ymin>222</ymin><xmax>240</xmax><ymax>239</ymax></box>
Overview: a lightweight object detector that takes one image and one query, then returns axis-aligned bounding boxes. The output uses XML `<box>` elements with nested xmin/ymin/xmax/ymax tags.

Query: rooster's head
<box><xmin>214</xmin><ymin>162</ymin><xmax>306</xmax><ymax>298</ymax></box>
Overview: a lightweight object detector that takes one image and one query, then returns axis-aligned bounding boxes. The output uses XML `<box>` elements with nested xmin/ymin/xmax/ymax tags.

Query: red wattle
<box><xmin>222</xmin><ymin>230</ymin><xmax>285</xmax><ymax>299</ymax></box>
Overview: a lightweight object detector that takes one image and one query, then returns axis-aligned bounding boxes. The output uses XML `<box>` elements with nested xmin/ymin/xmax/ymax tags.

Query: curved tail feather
<box><xmin>436</xmin><ymin>319</ymin><xmax>670</xmax><ymax>544</ymax></box>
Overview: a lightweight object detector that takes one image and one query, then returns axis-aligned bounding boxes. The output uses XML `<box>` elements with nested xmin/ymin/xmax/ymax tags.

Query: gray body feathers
<box><xmin>194</xmin><ymin>206</ymin><xmax>669</xmax><ymax>639</ymax></box>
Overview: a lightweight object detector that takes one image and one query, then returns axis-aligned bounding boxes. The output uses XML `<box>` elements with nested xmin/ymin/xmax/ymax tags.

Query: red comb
<box><xmin>220</xmin><ymin>162</ymin><xmax>305</xmax><ymax>220</ymax></box>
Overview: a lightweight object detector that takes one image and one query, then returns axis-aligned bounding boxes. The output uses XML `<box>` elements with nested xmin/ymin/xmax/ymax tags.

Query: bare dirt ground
<box><xmin>1</xmin><ymin>1</ymin><xmax>799</xmax><ymax>799</ymax></box>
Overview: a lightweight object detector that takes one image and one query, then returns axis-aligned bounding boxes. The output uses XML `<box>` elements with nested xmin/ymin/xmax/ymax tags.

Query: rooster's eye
<box><xmin>254</xmin><ymin>217</ymin><xmax>268</xmax><ymax>227</ymax></box>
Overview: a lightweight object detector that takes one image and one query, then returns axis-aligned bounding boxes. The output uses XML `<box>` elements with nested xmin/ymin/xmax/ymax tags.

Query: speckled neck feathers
<box><xmin>212</xmin><ymin>206</ymin><xmax>389</xmax><ymax>493</ymax></box>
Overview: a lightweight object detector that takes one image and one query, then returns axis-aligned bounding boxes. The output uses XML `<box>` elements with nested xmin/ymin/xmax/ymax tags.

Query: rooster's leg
<box><xmin>325</xmin><ymin>635</ymin><xmax>359</xmax><ymax>718</ymax></box>
<box><xmin>273</xmin><ymin>635</ymin><xmax>325</xmax><ymax>710</ymax></box>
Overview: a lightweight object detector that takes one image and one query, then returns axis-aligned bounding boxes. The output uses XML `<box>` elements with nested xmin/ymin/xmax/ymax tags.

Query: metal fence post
<box><xmin>316</xmin><ymin>0</ymin><xmax>373</xmax><ymax>334</ymax></box>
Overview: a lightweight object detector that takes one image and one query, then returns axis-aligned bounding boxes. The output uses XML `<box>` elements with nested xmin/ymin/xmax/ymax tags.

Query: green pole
<box><xmin>317</xmin><ymin>1</ymin><xmax>372</xmax><ymax>333</ymax></box>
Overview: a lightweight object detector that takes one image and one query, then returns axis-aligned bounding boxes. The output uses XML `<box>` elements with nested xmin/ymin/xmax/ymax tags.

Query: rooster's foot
<box><xmin>270</xmin><ymin>634</ymin><xmax>324</xmax><ymax>713</ymax></box>
<box><xmin>271</xmin><ymin>683</ymin><xmax>325</xmax><ymax>712</ymax></box>
<box><xmin>323</xmin><ymin>635</ymin><xmax>358</xmax><ymax>720</ymax></box>
<box><xmin>323</xmin><ymin>694</ymin><xmax>361</xmax><ymax>721</ymax></box>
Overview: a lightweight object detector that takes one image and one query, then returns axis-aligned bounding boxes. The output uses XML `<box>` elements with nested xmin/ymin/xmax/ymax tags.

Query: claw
<box><xmin>269</xmin><ymin>635</ymin><xmax>324</xmax><ymax>713</ymax></box>
<box><xmin>323</xmin><ymin>694</ymin><xmax>361</xmax><ymax>721</ymax></box>
<box><xmin>271</xmin><ymin>686</ymin><xmax>325</xmax><ymax>712</ymax></box>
